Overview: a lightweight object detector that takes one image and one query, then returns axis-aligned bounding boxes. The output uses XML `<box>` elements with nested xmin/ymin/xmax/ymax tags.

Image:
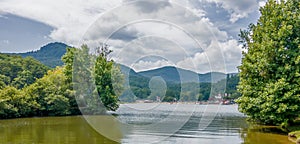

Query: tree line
<box><xmin>0</xmin><ymin>44</ymin><xmax>123</xmax><ymax>118</ymax></box>
<box><xmin>0</xmin><ymin>44</ymin><xmax>240</xmax><ymax>119</ymax></box>
<box><xmin>120</xmin><ymin>73</ymin><xmax>240</xmax><ymax>103</ymax></box>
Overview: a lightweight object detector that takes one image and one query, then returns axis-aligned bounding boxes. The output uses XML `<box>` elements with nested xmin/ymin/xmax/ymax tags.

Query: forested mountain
<box><xmin>120</xmin><ymin>65</ymin><xmax>234</xmax><ymax>83</ymax></box>
<box><xmin>11</xmin><ymin>42</ymin><xmax>70</xmax><ymax>68</ymax></box>
<box><xmin>9</xmin><ymin>42</ymin><xmax>233</xmax><ymax>83</ymax></box>
<box><xmin>118</xmin><ymin>64</ymin><xmax>239</xmax><ymax>102</ymax></box>
<box><xmin>2</xmin><ymin>42</ymin><xmax>239</xmax><ymax>103</ymax></box>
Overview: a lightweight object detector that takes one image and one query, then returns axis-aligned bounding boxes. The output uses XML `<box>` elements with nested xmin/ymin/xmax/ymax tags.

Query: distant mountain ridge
<box><xmin>9</xmin><ymin>42</ymin><xmax>235</xmax><ymax>83</ymax></box>
<box><xmin>119</xmin><ymin>65</ymin><xmax>234</xmax><ymax>83</ymax></box>
<box><xmin>10</xmin><ymin>42</ymin><xmax>70</xmax><ymax>68</ymax></box>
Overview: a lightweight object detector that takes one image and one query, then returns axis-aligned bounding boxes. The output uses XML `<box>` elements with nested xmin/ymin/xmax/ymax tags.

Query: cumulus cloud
<box><xmin>204</xmin><ymin>0</ymin><xmax>261</xmax><ymax>23</ymax></box>
<box><xmin>0</xmin><ymin>0</ymin><xmax>260</xmax><ymax>73</ymax></box>
<box><xmin>0</xmin><ymin>0</ymin><xmax>123</xmax><ymax>45</ymax></box>
<box><xmin>111</xmin><ymin>36</ymin><xmax>188</xmax><ymax>67</ymax></box>
<box><xmin>177</xmin><ymin>39</ymin><xmax>242</xmax><ymax>73</ymax></box>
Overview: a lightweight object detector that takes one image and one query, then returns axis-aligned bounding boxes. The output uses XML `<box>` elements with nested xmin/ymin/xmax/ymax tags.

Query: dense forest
<box><xmin>0</xmin><ymin>44</ymin><xmax>123</xmax><ymax>118</ymax></box>
<box><xmin>0</xmin><ymin>53</ymin><xmax>78</xmax><ymax>118</ymax></box>
<box><xmin>0</xmin><ymin>54</ymin><xmax>50</xmax><ymax>89</ymax></box>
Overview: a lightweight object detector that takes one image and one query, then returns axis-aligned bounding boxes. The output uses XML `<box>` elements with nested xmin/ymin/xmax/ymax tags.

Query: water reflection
<box><xmin>0</xmin><ymin>104</ymin><xmax>294</xmax><ymax>144</ymax></box>
<box><xmin>117</xmin><ymin>104</ymin><xmax>292</xmax><ymax>144</ymax></box>
<box><xmin>0</xmin><ymin>116</ymin><xmax>118</xmax><ymax>144</ymax></box>
<box><xmin>240</xmin><ymin>125</ymin><xmax>293</xmax><ymax>144</ymax></box>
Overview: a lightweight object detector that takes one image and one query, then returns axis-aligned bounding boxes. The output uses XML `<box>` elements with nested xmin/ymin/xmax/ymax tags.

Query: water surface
<box><xmin>0</xmin><ymin>104</ymin><xmax>293</xmax><ymax>144</ymax></box>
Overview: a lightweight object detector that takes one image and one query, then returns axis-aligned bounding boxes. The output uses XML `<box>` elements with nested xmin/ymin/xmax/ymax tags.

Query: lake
<box><xmin>0</xmin><ymin>104</ymin><xmax>293</xmax><ymax>144</ymax></box>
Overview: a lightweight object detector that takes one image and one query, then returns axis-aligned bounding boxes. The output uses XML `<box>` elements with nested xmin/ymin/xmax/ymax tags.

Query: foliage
<box><xmin>24</xmin><ymin>68</ymin><xmax>72</xmax><ymax>116</ymax></box>
<box><xmin>0</xmin><ymin>53</ymin><xmax>49</xmax><ymax>89</ymax></box>
<box><xmin>61</xmin><ymin>47</ymin><xmax>83</xmax><ymax>114</ymax></box>
<box><xmin>214</xmin><ymin>74</ymin><xmax>241</xmax><ymax>100</ymax></box>
<box><xmin>63</xmin><ymin>44</ymin><xmax>124</xmax><ymax>112</ymax></box>
<box><xmin>0</xmin><ymin>86</ymin><xmax>33</xmax><ymax>118</ymax></box>
<box><xmin>237</xmin><ymin>0</ymin><xmax>300</xmax><ymax>125</ymax></box>
<box><xmin>0</xmin><ymin>52</ymin><xmax>78</xmax><ymax>118</ymax></box>
<box><xmin>94</xmin><ymin>44</ymin><xmax>124</xmax><ymax>111</ymax></box>
<box><xmin>0</xmin><ymin>41</ymin><xmax>241</xmax><ymax>118</ymax></box>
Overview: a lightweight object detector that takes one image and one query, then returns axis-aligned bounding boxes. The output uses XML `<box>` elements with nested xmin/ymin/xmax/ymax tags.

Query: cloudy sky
<box><xmin>0</xmin><ymin>0</ymin><xmax>267</xmax><ymax>73</ymax></box>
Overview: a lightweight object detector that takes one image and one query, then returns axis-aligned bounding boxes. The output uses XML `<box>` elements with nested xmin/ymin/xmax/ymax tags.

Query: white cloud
<box><xmin>0</xmin><ymin>0</ymin><xmax>260</xmax><ymax>73</ymax></box>
<box><xmin>132</xmin><ymin>59</ymin><xmax>175</xmax><ymax>72</ymax></box>
<box><xmin>177</xmin><ymin>39</ymin><xmax>242</xmax><ymax>73</ymax></box>
<box><xmin>204</xmin><ymin>0</ymin><xmax>260</xmax><ymax>23</ymax></box>
<box><xmin>258</xmin><ymin>1</ymin><xmax>267</xmax><ymax>7</ymax></box>
<box><xmin>0</xmin><ymin>0</ymin><xmax>123</xmax><ymax>45</ymax></box>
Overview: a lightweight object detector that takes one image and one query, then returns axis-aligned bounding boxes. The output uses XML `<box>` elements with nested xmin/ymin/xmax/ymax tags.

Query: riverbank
<box><xmin>289</xmin><ymin>131</ymin><xmax>300</xmax><ymax>144</ymax></box>
<box><xmin>285</xmin><ymin>120</ymin><xmax>300</xmax><ymax>144</ymax></box>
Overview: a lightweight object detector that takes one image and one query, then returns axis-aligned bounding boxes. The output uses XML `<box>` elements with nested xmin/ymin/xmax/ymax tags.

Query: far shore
<box><xmin>120</xmin><ymin>101</ymin><xmax>237</xmax><ymax>105</ymax></box>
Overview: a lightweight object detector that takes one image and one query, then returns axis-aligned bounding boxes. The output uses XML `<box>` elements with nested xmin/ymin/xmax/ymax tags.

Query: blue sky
<box><xmin>0</xmin><ymin>0</ymin><xmax>267</xmax><ymax>73</ymax></box>
<box><xmin>0</xmin><ymin>14</ymin><xmax>53</xmax><ymax>53</ymax></box>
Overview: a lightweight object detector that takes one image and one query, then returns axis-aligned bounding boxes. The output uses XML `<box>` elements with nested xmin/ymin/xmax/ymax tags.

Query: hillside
<box><xmin>13</xmin><ymin>42</ymin><xmax>69</xmax><ymax>68</ymax></box>
<box><xmin>138</xmin><ymin>66</ymin><xmax>228</xmax><ymax>83</ymax></box>
<box><xmin>118</xmin><ymin>64</ymin><xmax>239</xmax><ymax>102</ymax></box>
<box><xmin>9</xmin><ymin>42</ymin><xmax>231</xmax><ymax>83</ymax></box>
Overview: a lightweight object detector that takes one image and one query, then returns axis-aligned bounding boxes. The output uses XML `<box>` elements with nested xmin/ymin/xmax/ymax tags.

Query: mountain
<box><xmin>118</xmin><ymin>65</ymin><xmax>239</xmax><ymax>102</ymax></box>
<box><xmin>9</xmin><ymin>42</ymin><xmax>231</xmax><ymax>83</ymax></box>
<box><xmin>138</xmin><ymin>66</ymin><xmax>227</xmax><ymax>83</ymax></box>
<box><xmin>139</xmin><ymin>66</ymin><xmax>198</xmax><ymax>83</ymax></box>
<box><xmin>119</xmin><ymin>65</ymin><xmax>229</xmax><ymax>83</ymax></box>
<box><xmin>12</xmin><ymin>42</ymin><xmax>70</xmax><ymax>68</ymax></box>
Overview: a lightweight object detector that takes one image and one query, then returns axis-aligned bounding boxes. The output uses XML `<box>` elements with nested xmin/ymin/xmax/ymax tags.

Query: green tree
<box><xmin>94</xmin><ymin>44</ymin><xmax>124</xmax><ymax>111</ymax></box>
<box><xmin>0</xmin><ymin>74</ymin><xmax>10</xmax><ymax>89</ymax></box>
<box><xmin>236</xmin><ymin>0</ymin><xmax>300</xmax><ymax>125</ymax></box>
<box><xmin>25</xmin><ymin>68</ymin><xmax>71</xmax><ymax>116</ymax></box>
<box><xmin>11</xmin><ymin>70</ymin><xmax>34</xmax><ymax>89</ymax></box>
<box><xmin>62</xmin><ymin>44</ymin><xmax>124</xmax><ymax>112</ymax></box>
<box><xmin>61</xmin><ymin>47</ymin><xmax>82</xmax><ymax>114</ymax></box>
<box><xmin>0</xmin><ymin>86</ymin><xmax>34</xmax><ymax>118</ymax></box>
<box><xmin>0</xmin><ymin>54</ymin><xmax>49</xmax><ymax>87</ymax></box>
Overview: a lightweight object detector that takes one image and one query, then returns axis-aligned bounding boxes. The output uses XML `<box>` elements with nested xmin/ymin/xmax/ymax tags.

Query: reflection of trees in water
<box><xmin>0</xmin><ymin>116</ymin><xmax>118</xmax><ymax>144</ymax></box>
<box><xmin>240</xmin><ymin>123</ymin><xmax>292</xmax><ymax>144</ymax></box>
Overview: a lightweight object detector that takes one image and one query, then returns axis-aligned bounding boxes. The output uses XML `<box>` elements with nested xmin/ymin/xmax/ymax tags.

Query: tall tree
<box><xmin>94</xmin><ymin>44</ymin><xmax>124</xmax><ymax>111</ymax></box>
<box><xmin>237</xmin><ymin>0</ymin><xmax>300</xmax><ymax>125</ymax></box>
<box><xmin>63</xmin><ymin>44</ymin><xmax>124</xmax><ymax>112</ymax></box>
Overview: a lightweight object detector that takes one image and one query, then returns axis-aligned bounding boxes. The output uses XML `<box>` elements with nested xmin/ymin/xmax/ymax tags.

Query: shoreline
<box><xmin>289</xmin><ymin>131</ymin><xmax>300</xmax><ymax>144</ymax></box>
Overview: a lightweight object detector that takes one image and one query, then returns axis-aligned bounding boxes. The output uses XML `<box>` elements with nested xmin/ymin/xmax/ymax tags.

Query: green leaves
<box><xmin>237</xmin><ymin>0</ymin><xmax>300</xmax><ymax>125</ymax></box>
<box><xmin>0</xmin><ymin>54</ymin><xmax>49</xmax><ymax>89</ymax></box>
<box><xmin>94</xmin><ymin>46</ymin><xmax>124</xmax><ymax>111</ymax></box>
<box><xmin>63</xmin><ymin>44</ymin><xmax>124</xmax><ymax>112</ymax></box>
